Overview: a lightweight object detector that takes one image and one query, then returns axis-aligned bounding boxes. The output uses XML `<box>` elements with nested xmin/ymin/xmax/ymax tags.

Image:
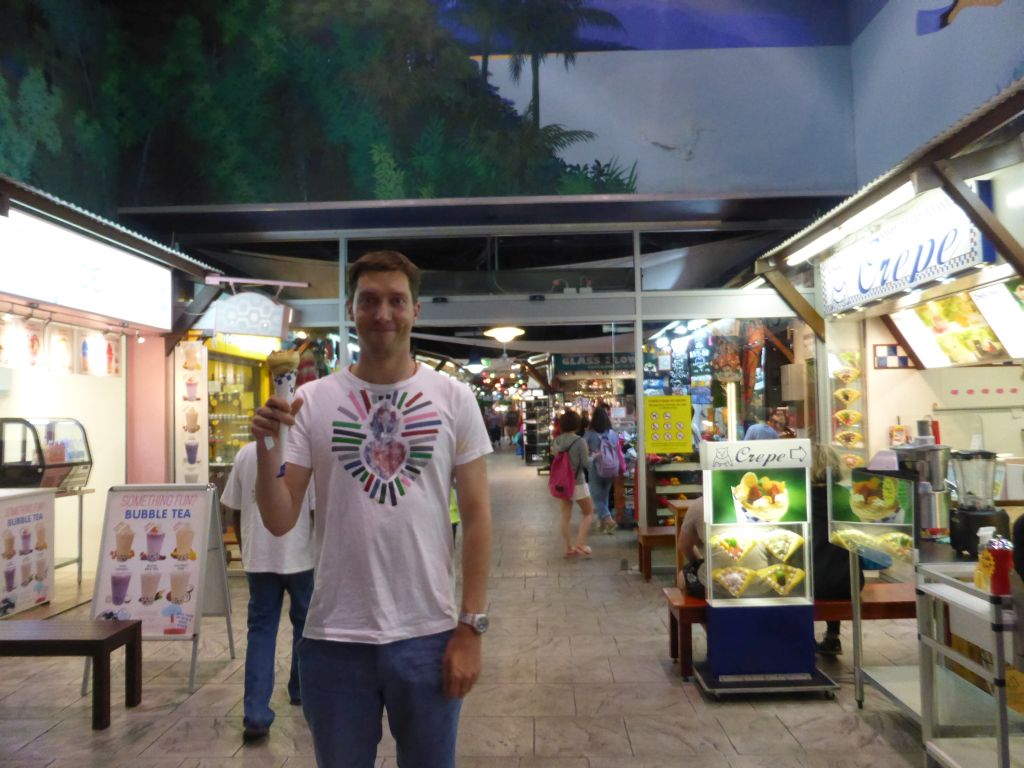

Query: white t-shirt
<box><xmin>222</xmin><ymin>441</ymin><xmax>316</xmax><ymax>574</ymax></box>
<box><xmin>286</xmin><ymin>365</ymin><xmax>492</xmax><ymax>644</ymax></box>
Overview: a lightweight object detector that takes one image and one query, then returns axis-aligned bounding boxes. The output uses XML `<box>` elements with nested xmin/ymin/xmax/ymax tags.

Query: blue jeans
<box><xmin>588</xmin><ymin>472</ymin><xmax>614</xmax><ymax>521</ymax></box>
<box><xmin>244</xmin><ymin>570</ymin><xmax>314</xmax><ymax>730</ymax></box>
<box><xmin>299</xmin><ymin>630</ymin><xmax>461</xmax><ymax>768</ymax></box>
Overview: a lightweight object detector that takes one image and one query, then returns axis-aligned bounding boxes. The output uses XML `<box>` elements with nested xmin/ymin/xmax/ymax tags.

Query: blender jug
<box><xmin>951</xmin><ymin>450</ymin><xmax>996</xmax><ymax>510</ymax></box>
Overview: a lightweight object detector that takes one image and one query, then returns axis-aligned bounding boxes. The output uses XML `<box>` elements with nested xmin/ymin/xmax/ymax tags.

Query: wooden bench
<box><xmin>638</xmin><ymin>526</ymin><xmax>677</xmax><ymax>581</ymax></box>
<box><xmin>663</xmin><ymin>582</ymin><xmax>917</xmax><ymax>678</ymax></box>
<box><xmin>0</xmin><ymin>620</ymin><xmax>141</xmax><ymax>729</ymax></box>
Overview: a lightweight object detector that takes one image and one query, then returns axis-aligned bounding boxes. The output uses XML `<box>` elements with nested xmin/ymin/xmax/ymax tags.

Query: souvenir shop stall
<box><xmin>755</xmin><ymin>84</ymin><xmax>1024</xmax><ymax>768</ymax></box>
<box><xmin>636</xmin><ymin>316</ymin><xmax>813</xmax><ymax>530</ymax></box>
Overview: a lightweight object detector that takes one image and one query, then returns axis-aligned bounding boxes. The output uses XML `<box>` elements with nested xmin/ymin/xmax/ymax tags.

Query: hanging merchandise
<box><xmin>742</xmin><ymin>321</ymin><xmax>765</xmax><ymax>404</ymax></box>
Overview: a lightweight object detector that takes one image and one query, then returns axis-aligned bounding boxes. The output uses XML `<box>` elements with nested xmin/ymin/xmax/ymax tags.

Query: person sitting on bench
<box><xmin>811</xmin><ymin>445</ymin><xmax>864</xmax><ymax>656</ymax></box>
<box><xmin>677</xmin><ymin>496</ymin><xmax>768</xmax><ymax>599</ymax></box>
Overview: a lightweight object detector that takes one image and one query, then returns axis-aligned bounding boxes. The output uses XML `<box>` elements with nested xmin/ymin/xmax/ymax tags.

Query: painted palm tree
<box><xmin>506</xmin><ymin>0</ymin><xmax>623</xmax><ymax>128</ymax></box>
<box><xmin>442</xmin><ymin>0</ymin><xmax>516</xmax><ymax>85</ymax></box>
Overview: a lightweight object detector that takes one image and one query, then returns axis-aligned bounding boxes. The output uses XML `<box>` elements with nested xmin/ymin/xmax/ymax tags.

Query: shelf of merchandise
<box><xmin>917</xmin><ymin>562</ymin><xmax>1020</xmax><ymax>768</ymax></box>
<box><xmin>523</xmin><ymin>400</ymin><xmax>552</xmax><ymax>467</ymax></box>
<box><xmin>646</xmin><ymin>460</ymin><xmax>701</xmax><ymax>527</ymax></box>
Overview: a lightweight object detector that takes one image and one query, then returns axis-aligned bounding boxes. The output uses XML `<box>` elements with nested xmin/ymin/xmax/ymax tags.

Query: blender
<box><xmin>894</xmin><ymin>427</ymin><xmax>950</xmax><ymax>540</ymax></box>
<box><xmin>949</xmin><ymin>450</ymin><xmax>1009</xmax><ymax>557</ymax></box>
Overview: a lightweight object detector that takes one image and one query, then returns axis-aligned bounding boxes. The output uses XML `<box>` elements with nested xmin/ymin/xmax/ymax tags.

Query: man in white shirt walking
<box><xmin>251</xmin><ymin>251</ymin><xmax>493</xmax><ymax>768</ymax></box>
<box><xmin>221</xmin><ymin>440</ymin><xmax>315</xmax><ymax>743</ymax></box>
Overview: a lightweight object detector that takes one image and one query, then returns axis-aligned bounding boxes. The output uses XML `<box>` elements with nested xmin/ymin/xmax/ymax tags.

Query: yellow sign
<box><xmin>644</xmin><ymin>395</ymin><xmax>693</xmax><ymax>454</ymax></box>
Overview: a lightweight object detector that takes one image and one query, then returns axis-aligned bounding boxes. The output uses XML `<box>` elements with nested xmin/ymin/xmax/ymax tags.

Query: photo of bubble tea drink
<box><xmin>3</xmin><ymin>563</ymin><xmax>14</xmax><ymax>592</ymax></box>
<box><xmin>183</xmin><ymin>342</ymin><xmax>201</xmax><ymax>370</ymax></box>
<box><xmin>146</xmin><ymin>523</ymin><xmax>165</xmax><ymax>559</ymax></box>
<box><xmin>19</xmin><ymin>528</ymin><xmax>31</xmax><ymax>554</ymax></box>
<box><xmin>2</xmin><ymin>530</ymin><xmax>14</xmax><ymax>559</ymax></box>
<box><xmin>139</xmin><ymin>571</ymin><xmax>160</xmax><ymax>605</ymax></box>
<box><xmin>174</xmin><ymin>521</ymin><xmax>194</xmax><ymax>560</ymax></box>
<box><xmin>183</xmin><ymin>471</ymin><xmax>200</xmax><ymax>484</ymax></box>
<box><xmin>33</xmin><ymin>522</ymin><xmax>46</xmax><ymax>550</ymax></box>
<box><xmin>114</xmin><ymin>522</ymin><xmax>135</xmax><ymax>561</ymax></box>
<box><xmin>185</xmin><ymin>437</ymin><xmax>199</xmax><ymax>465</ymax></box>
<box><xmin>170</xmin><ymin>571</ymin><xmax>191</xmax><ymax>603</ymax></box>
<box><xmin>20</xmin><ymin>561</ymin><xmax>32</xmax><ymax>587</ymax></box>
<box><xmin>111</xmin><ymin>571</ymin><xmax>131</xmax><ymax>605</ymax></box>
<box><xmin>184</xmin><ymin>406</ymin><xmax>200</xmax><ymax>433</ymax></box>
<box><xmin>34</xmin><ymin>554</ymin><xmax>46</xmax><ymax>582</ymax></box>
<box><xmin>185</xmin><ymin>376</ymin><xmax>199</xmax><ymax>400</ymax></box>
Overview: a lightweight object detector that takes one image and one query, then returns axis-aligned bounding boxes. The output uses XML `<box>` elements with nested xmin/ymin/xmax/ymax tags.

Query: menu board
<box><xmin>174</xmin><ymin>341</ymin><xmax>209</xmax><ymax>485</ymax></box>
<box><xmin>93</xmin><ymin>486</ymin><xmax>212</xmax><ymax>638</ymax></box>
<box><xmin>970</xmin><ymin>278</ymin><xmax>1024</xmax><ymax>359</ymax></box>
<box><xmin>699</xmin><ymin>439</ymin><xmax>812</xmax><ymax>605</ymax></box>
<box><xmin>644</xmin><ymin>395</ymin><xmax>693</xmax><ymax>454</ymax></box>
<box><xmin>0</xmin><ymin>489</ymin><xmax>55</xmax><ymax>618</ymax></box>
<box><xmin>828</xmin><ymin>469</ymin><xmax>915</xmax><ymax>569</ymax></box>
<box><xmin>890</xmin><ymin>291</ymin><xmax>1007</xmax><ymax>368</ymax></box>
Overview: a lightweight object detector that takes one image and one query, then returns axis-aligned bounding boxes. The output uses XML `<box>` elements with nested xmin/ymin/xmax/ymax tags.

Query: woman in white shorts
<box><xmin>551</xmin><ymin>410</ymin><xmax>595</xmax><ymax>557</ymax></box>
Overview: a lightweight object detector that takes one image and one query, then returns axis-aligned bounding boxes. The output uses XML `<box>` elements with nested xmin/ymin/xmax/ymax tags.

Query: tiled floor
<box><xmin>0</xmin><ymin>447</ymin><xmax>926</xmax><ymax>767</ymax></box>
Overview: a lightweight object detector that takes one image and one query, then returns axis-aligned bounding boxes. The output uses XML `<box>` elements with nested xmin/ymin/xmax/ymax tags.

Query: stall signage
<box><xmin>0</xmin><ymin>209</ymin><xmax>172</xmax><ymax>330</ymax></box>
<box><xmin>700</xmin><ymin>439</ymin><xmax>811</xmax><ymax>471</ymax></box>
<box><xmin>820</xmin><ymin>195</ymin><xmax>986</xmax><ymax>315</ymax></box>
<box><xmin>554</xmin><ymin>352</ymin><xmax>635</xmax><ymax>373</ymax></box>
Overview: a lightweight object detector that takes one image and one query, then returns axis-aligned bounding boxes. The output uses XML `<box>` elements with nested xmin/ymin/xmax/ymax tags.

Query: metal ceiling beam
<box><xmin>755</xmin><ymin>264</ymin><xmax>825</xmax><ymax>340</ymax></box>
<box><xmin>163</xmin><ymin>284</ymin><xmax>222</xmax><ymax>356</ymax></box>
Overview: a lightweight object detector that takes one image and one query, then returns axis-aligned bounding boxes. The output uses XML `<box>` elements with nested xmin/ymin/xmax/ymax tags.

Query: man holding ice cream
<box><xmin>252</xmin><ymin>250</ymin><xmax>492</xmax><ymax>767</ymax></box>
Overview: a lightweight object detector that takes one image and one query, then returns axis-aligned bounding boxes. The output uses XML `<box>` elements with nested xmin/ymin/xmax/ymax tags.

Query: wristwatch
<box><xmin>458</xmin><ymin>612</ymin><xmax>489</xmax><ymax>635</ymax></box>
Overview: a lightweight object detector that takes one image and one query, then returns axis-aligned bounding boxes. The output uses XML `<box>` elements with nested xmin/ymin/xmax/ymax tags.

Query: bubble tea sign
<box><xmin>93</xmin><ymin>485</ymin><xmax>212</xmax><ymax>639</ymax></box>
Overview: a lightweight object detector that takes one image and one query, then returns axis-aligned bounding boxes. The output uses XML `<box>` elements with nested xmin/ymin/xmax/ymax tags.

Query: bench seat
<box><xmin>663</xmin><ymin>582</ymin><xmax>916</xmax><ymax>678</ymax></box>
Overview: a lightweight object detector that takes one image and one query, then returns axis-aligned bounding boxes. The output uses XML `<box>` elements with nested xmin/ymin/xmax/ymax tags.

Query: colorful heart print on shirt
<box><xmin>331</xmin><ymin>388</ymin><xmax>439</xmax><ymax>505</ymax></box>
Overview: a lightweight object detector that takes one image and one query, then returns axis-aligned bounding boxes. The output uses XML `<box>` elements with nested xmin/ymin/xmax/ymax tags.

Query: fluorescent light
<box><xmin>743</xmin><ymin>277</ymin><xmax>766</xmax><ymax>289</ymax></box>
<box><xmin>649</xmin><ymin>320</ymin><xmax>679</xmax><ymax>341</ymax></box>
<box><xmin>483</xmin><ymin>326</ymin><xmax>525</xmax><ymax>344</ymax></box>
<box><xmin>1007</xmin><ymin>187</ymin><xmax>1024</xmax><ymax>208</ymax></box>
<box><xmin>786</xmin><ymin>181</ymin><xmax>916</xmax><ymax>266</ymax></box>
<box><xmin>687</xmin><ymin>319</ymin><xmax>708</xmax><ymax>331</ymax></box>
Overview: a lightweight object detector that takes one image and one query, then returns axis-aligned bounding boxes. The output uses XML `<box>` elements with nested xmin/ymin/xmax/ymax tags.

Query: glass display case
<box><xmin>0</xmin><ymin>418</ymin><xmax>92</xmax><ymax>492</ymax></box>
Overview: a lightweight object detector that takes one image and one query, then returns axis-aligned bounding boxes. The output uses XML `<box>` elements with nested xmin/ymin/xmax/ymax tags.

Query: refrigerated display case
<box><xmin>0</xmin><ymin>417</ymin><xmax>92</xmax><ymax>492</ymax></box>
<box><xmin>208</xmin><ymin>353</ymin><xmax>263</xmax><ymax>491</ymax></box>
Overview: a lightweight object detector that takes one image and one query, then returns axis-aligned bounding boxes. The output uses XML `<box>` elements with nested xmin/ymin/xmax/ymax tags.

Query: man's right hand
<box><xmin>252</xmin><ymin>396</ymin><xmax>305</xmax><ymax>442</ymax></box>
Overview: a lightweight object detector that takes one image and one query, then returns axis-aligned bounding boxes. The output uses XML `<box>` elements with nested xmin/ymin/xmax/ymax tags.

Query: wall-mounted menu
<box><xmin>174</xmin><ymin>342</ymin><xmax>209</xmax><ymax>485</ymax></box>
<box><xmin>970</xmin><ymin>277</ymin><xmax>1024</xmax><ymax>359</ymax></box>
<box><xmin>828</xmin><ymin>349</ymin><xmax>866</xmax><ymax>474</ymax></box>
<box><xmin>890</xmin><ymin>291</ymin><xmax>1007</xmax><ymax>368</ymax></box>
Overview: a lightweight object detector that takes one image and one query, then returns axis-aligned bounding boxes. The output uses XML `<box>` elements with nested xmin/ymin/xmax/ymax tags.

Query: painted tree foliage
<box><xmin>0</xmin><ymin>0</ymin><xmax>635</xmax><ymax>210</ymax></box>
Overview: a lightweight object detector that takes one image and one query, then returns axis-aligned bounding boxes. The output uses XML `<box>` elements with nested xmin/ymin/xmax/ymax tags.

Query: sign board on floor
<box><xmin>0</xmin><ymin>489</ymin><xmax>55</xmax><ymax>618</ymax></box>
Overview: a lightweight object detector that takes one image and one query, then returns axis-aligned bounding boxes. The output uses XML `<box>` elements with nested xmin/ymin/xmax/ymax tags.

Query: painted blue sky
<box><xmin>443</xmin><ymin>0</ymin><xmax>891</xmax><ymax>52</ymax></box>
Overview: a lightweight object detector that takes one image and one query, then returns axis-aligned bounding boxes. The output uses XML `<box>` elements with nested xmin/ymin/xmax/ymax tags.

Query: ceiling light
<box><xmin>743</xmin><ymin>277</ymin><xmax>766</xmax><ymax>289</ymax></box>
<box><xmin>483</xmin><ymin>326</ymin><xmax>525</xmax><ymax>344</ymax></box>
<box><xmin>786</xmin><ymin>181</ymin><xmax>916</xmax><ymax>266</ymax></box>
<box><xmin>136</xmin><ymin>331</ymin><xmax>145</xmax><ymax>344</ymax></box>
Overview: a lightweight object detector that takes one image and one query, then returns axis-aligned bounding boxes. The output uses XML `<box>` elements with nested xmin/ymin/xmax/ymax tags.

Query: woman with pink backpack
<box><xmin>550</xmin><ymin>410</ymin><xmax>595</xmax><ymax>558</ymax></box>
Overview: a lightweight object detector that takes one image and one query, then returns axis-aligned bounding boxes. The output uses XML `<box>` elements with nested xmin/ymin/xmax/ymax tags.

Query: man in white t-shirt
<box><xmin>252</xmin><ymin>251</ymin><xmax>493</xmax><ymax>768</ymax></box>
<box><xmin>222</xmin><ymin>440</ymin><xmax>315</xmax><ymax>743</ymax></box>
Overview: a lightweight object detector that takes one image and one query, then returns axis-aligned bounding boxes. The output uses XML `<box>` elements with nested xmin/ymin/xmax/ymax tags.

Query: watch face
<box><xmin>474</xmin><ymin>615</ymin><xmax>490</xmax><ymax>633</ymax></box>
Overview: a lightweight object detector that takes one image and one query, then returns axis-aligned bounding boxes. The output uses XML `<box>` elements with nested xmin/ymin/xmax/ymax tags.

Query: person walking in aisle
<box><xmin>584</xmin><ymin>404</ymin><xmax>619</xmax><ymax>534</ymax></box>
<box><xmin>221</xmin><ymin>440</ymin><xmax>316</xmax><ymax>743</ymax></box>
<box><xmin>251</xmin><ymin>251</ymin><xmax>493</xmax><ymax>768</ymax></box>
<box><xmin>552</xmin><ymin>409</ymin><xmax>595</xmax><ymax>557</ymax></box>
<box><xmin>743</xmin><ymin>406</ymin><xmax>778</xmax><ymax>440</ymax></box>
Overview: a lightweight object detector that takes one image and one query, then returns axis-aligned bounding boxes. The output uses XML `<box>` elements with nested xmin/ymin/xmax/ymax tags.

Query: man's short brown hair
<box><xmin>346</xmin><ymin>250</ymin><xmax>422</xmax><ymax>303</ymax></box>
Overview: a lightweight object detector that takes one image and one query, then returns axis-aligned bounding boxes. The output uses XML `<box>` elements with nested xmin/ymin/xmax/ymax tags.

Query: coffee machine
<box><xmin>894</xmin><ymin>437</ymin><xmax>951</xmax><ymax>540</ymax></box>
<box><xmin>948</xmin><ymin>450</ymin><xmax>1009</xmax><ymax>557</ymax></box>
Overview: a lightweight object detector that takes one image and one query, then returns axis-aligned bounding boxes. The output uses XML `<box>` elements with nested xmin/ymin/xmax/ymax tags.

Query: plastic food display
<box><xmin>0</xmin><ymin>418</ymin><xmax>92</xmax><ymax>492</ymax></box>
<box><xmin>828</xmin><ymin>350</ymin><xmax>867</xmax><ymax>476</ymax></box>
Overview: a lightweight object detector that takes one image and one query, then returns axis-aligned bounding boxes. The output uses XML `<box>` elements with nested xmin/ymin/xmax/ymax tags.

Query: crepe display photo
<box><xmin>731</xmin><ymin>472</ymin><xmax>789</xmax><ymax>523</ymax></box>
<box><xmin>833</xmin><ymin>367</ymin><xmax>861</xmax><ymax>385</ymax></box>
<box><xmin>757</xmin><ymin>564</ymin><xmax>806</xmax><ymax>596</ymax></box>
<box><xmin>709</xmin><ymin>532</ymin><xmax>760</xmax><ymax>563</ymax></box>
<box><xmin>840</xmin><ymin>453</ymin><xmax>865</xmax><ymax>470</ymax></box>
<box><xmin>711</xmin><ymin>567</ymin><xmax>760</xmax><ymax>598</ymax></box>
<box><xmin>762</xmin><ymin>528</ymin><xmax>804</xmax><ymax>563</ymax></box>
<box><xmin>849</xmin><ymin>476</ymin><xmax>901</xmax><ymax>522</ymax></box>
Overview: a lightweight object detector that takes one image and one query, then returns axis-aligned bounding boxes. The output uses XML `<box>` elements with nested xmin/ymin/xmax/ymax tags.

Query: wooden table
<box><xmin>0</xmin><ymin>620</ymin><xmax>141</xmax><ymax>729</ymax></box>
<box><xmin>637</xmin><ymin>526</ymin><xmax>677</xmax><ymax>581</ymax></box>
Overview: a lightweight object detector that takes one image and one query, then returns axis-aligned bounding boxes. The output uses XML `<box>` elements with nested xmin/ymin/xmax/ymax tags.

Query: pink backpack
<box><xmin>549</xmin><ymin>438</ymin><xmax>581</xmax><ymax>499</ymax></box>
